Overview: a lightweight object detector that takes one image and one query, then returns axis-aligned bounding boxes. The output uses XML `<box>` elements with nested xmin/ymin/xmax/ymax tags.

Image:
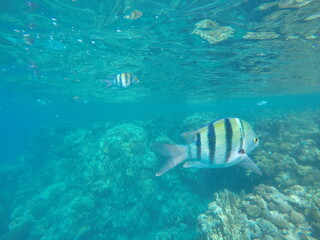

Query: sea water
<box><xmin>0</xmin><ymin>0</ymin><xmax>320</xmax><ymax>240</ymax></box>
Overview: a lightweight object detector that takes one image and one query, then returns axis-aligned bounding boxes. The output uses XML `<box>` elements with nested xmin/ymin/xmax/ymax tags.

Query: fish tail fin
<box><xmin>151</xmin><ymin>143</ymin><xmax>187</xmax><ymax>176</ymax></box>
<box><xmin>101</xmin><ymin>80</ymin><xmax>113</xmax><ymax>88</ymax></box>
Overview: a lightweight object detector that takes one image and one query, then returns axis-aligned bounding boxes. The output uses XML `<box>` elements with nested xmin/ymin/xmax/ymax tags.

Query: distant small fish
<box><xmin>257</xmin><ymin>100</ymin><xmax>267</xmax><ymax>106</ymax></box>
<box><xmin>71</xmin><ymin>95</ymin><xmax>80</xmax><ymax>102</ymax></box>
<box><xmin>124</xmin><ymin>10</ymin><xmax>143</xmax><ymax>20</ymax></box>
<box><xmin>151</xmin><ymin>118</ymin><xmax>261</xmax><ymax>176</ymax></box>
<box><xmin>27</xmin><ymin>22</ymin><xmax>37</xmax><ymax>29</ymax></box>
<box><xmin>23</xmin><ymin>34</ymin><xmax>35</xmax><ymax>45</ymax></box>
<box><xmin>25</xmin><ymin>0</ymin><xmax>37</xmax><ymax>9</ymax></box>
<box><xmin>37</xmin><ymin>99</ymin><xmax>47</xmax><ymax>105</ymax></box>
<box><xmin>29</xmin><ymin>61</ymin><xmax>40</xmax><ymax>78</ymax></box>
<box><xmin>23</xmin><ymin>0</ymin><xmax>38</xmax><ymax>14</ymax></box>
<box><xmin>104</xmin><ymin>73</ymin><xmax>139</xmax><ymax>89</ymax></box>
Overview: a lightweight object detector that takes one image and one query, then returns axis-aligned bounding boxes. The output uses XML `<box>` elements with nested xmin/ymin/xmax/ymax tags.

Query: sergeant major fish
<box><xmin>104</xmin><ymin>73</ymin><xmax>139</xmax><ymax>89</ymax></box>
<box><xmin>151</xmin><ymin>118</ymin><xmax>262</xmax><ymax>176</ymax></box>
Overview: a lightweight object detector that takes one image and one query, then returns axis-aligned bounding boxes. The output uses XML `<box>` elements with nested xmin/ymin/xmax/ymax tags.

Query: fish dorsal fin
<box><xmin>180</xmin><ymin>130</ymin><xmax>198</xmax><ymax>144</ymax></box>
<box><xmin>238</xmin><ymin>155</ymin><xmax>262</xmax><ymax>176</ymax></box>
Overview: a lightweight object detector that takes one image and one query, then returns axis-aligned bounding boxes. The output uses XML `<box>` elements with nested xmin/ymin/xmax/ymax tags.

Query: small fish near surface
<box><xmin>104</xmin><ymin>73</ymin><xmax>139</xmax><ymax>89</ymax></box>
<box><xmin>151</xmin><ymin>118</ymin><xmax>262</xmax><ymax>176</ymax></box>
<box><xmin>257</xmin><ymin>100</ymin><xmax>267</xmax><ymax>106</ymax></box>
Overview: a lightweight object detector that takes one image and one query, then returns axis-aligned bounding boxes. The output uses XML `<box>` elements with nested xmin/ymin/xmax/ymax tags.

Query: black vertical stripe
<box><xmin>116</xmin><ymin>74</ymin><xmax>120</xmax><ymax>87</ymax></box>
<box><xmin>127</xmin><ymin>73</ymin><xmax>131</xmax><ymax>84</ymax></box>
<box><xmin>119</xmin><ymin>74</ymin><xmax>123</xmax><ymax>87</ymax></box>
<box><xmin>127</xmin><ymin>73</ymin><xmax>132</xmax><ymax>85</ymax></box>
<box><xmin>123</xmin><ymin>73</ymin><xmax>128</xmax><ymax>86</ymax></box>
<box><xmin>187</xmin><ymin>145</ymin><xmax>192</xmax><ymax>159</ymax></box>
<box><xmin>196</xmin><ymin>133</ymin><xmax>201</xmax><ymax>160</ymax></box>
<box><xmin>207</xmin><ymin>123</ymin><xmax>216</xmax><ymax>163</ymax></box>
<box><xmin>239</xmin><ymin>119</ymin><xmax>244</xmax><ymax>151</ymax></box>
<box><xmin>224</xmin><ymin>118</ymin><xmax>233</xmax><ymax>163</ymax></box>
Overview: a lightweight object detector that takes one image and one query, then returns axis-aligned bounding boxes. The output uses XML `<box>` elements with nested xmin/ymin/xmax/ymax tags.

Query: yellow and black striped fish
<box><xmin>151</xmin><ymin>118</ymin><xmax>261</xmax><ymax>176</ymax></box>
<box><xmin>105</xmin><ymin>73</ymin><xmax>139</xmax><ymax>89</ymax></box>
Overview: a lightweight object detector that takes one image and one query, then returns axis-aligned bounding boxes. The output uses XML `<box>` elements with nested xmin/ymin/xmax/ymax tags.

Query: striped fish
<box><xmin>151</xmin><ymin>118</ymin><xmax>261</xmax><ymax>176</ymax></box>
<box><xmin>105</xmin><ymin>73</ymin><xmax>139</xmax><ymax>89</ymax></box>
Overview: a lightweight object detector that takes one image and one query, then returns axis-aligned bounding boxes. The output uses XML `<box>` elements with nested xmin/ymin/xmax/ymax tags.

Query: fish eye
<box><xmin>254</xmin><ymin>137</ymin><xmax>259</xmax><ymax>143</ymax></box>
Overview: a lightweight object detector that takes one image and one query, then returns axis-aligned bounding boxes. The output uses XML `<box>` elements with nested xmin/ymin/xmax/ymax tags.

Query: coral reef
<box><xmin>243</xmin><ymin>32</ymin><xmax>280</xmax><ymax>40</ymax></box>
<box><xmin>198</xmin><ymin>184</ymin><xmax>317</xmax><ymax>240</ymax></box>
<box><xmin>304</xmin><ymin>11</ymin><xmax>320</xmax><ymax>21</ymax></box>
<box><xmin>191</xmin><ymin>19</ymin><xmax>235</xmax><ymax>44</ymax></box>
<box><xmin>1</xmin><ymin>109</ymin><xmax>320</xmax><ymax>240</ymax></box>
<box><xmin>0</xmin><ymin>120</ymin><xmax>207</xmax><ymax>240</ymax></box>
<box><xmin>256</xmin><ymin>0</ymin><xmax>313</xmax><ymax>10</ymax></box>
<box><xmin>197</xmin><ymin>190</ymin><xmax>249</xmax><ymax>240</ymax></box>
<box><xmin>278</xmin><ymin>0</ymin><xmax>312</xmax><ymax>9</ymax></box>
<box><xmin>254</xmin><ymin>111</ymin><xmax>320</xmax><ymax>189</ymax></box>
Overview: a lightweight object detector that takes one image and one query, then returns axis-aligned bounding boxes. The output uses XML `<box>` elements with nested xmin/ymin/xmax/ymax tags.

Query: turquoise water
<box><xmin>1</xmin><ymin>0</ymin><xmax>320</xmax><ymax>240</ymax></box>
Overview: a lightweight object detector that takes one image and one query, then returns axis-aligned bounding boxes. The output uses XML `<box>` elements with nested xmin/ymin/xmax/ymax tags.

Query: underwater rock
<box><xmin>267</xmin><ymin>212</ymin><xmax>289</xmax><ymax>228</ymax></box>
<box><xmin>256</xmin><ymin>1</ymin><xmax>278</xmax><ymax>10</ymax></box>
<box><xmin>305</xmin><ymin>34</ymin><xmax>318</xmax><ymax>39</ymax></box>
<box><xmin>257</xmin><ymin>218</ymin><xmax>279</xmax><ymax>237</ymax></box>
<box><xmin>286</xmin><ymin>34</ymin><xmax>301</xmax><ymax>40</ymax></box>
<box><xmin>289</xmin><ymin>210</ymin><xmax>305</xmax><ymax>225</ymax></box>
<box><xmin>254</xmin><ymin>196</ymin><xmax>267</xmax><ymax>209</ymax></box>
<box><xmin>192</xmin><ymin>19</ymin><xmax>234</xmax><ymax>44</ymax></box>
<box><xmin>304</xmin><ymin>10</ymin><xmax>320</xmax><ymax>21</ymax></box>
<box><xmin>103</xmin><ymin>123</ymin><xmax>148</xmax><ymax>157</ymax></box>
<box><xmin>248</xmin><ymin>220</ymin><xmax>262</xmax><ymax>238</ymax></box>
<box><xmin>278</xmin><ymin>0</ymin><xmax>312</xmax><ymax>8</ymax></box>
<box><xmin>277</xmin><ymin>200</ymin><xmax>293</xmax><ymax>213</ymax></box>
<box><xmin>194</xmin><ymin>19</ymin><xmax>219</xmax><ymax>29</ymax></box>
<box><xmin>309</xmin><ymin>206</ymin><xmax>320</xmax><ymax>223</ymax></box>
<box><xmin>243</xmin><ymin>31</ymin><xmax>280</xmax><ymax>40</ymax></box>
<box><xmin>309</xmin><ymin>206</ymin><xmax>320</xmax><ymax>236</ymax></box>
<box><xmin>264</xmin><ymin>235</ymin><xmax>275</xmax><ymax>240</ymax></box>
<box><xmin>245</xmin><ymin>204</ymin><xmax>262</xmax><ymax>218</ymax></box>
<box><xmin>268</xmin><ymin>202</ymin><xmax>278</xmax><ymax>211</ymax></box>
<box><xmin>123</xmin><ymin>10</ymin><xmax>143</xmax><ymax>20</ymax></box>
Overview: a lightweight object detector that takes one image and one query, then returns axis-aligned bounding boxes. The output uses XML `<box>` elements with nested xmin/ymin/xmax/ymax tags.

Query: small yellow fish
<box><xmin>124</xmin><ymin>10</ymin><xmax>143</xmax><ymax>20</ymax></box>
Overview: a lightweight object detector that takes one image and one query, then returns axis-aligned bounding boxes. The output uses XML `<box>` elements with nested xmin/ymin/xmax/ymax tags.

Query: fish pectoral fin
<box><xmin>180</xmin><ymin>130</ymin><xmax>197</xmax><ymax>144</ymax></box>
<box><xmin>183</xmin><ymin>161</ymin><xmax>206</xmax><ymax>168</ymax></box>
<box><xmin>237</xmin><ymin>155</ymin><xmax>262</xmax><ymax>176</ymax></box>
